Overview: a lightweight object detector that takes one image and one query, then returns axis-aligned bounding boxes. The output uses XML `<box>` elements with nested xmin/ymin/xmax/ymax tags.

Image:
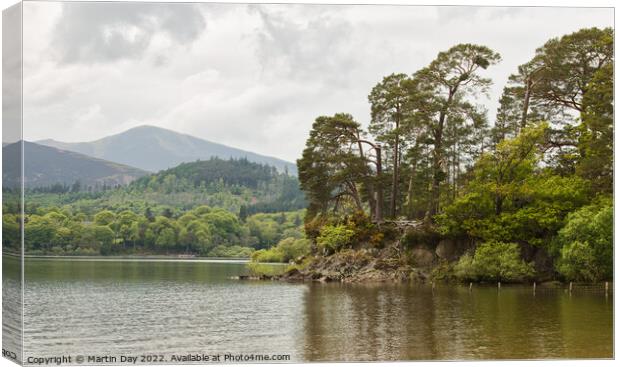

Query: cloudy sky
<box><xmin>20</xmin><ymin>1</ymin><xmax>613</xmax><ymax>162</ymax></box>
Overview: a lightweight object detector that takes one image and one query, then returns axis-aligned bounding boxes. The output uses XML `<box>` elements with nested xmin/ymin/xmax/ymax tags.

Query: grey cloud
<box><xmin>51</xmin><ymin>2</ymin><xmax>206</xmax><ymax>64</ymax></box>
<box><xmin>20</xmin><ymin>2</ymin><xmax>614</xmax><ymax>162</ymax></box>
<box><xmin>251</xmin><ymin>5</ymin><xmax>356</xmax><ymax>86</ymax></box>
<box><xmin>436</xmin><ymin>6</ymin><xmax>525</xmax><ymax>24</ymax></box>
<box><xmin>2</xmin><ymin>3</ymin><xmax>22</xmax><ymax>143</ymax></box>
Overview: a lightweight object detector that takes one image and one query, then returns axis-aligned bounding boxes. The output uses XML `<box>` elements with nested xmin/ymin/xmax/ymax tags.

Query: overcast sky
<box><xmin>20</xmin><ymin>2</ymin><xmax>613</xmax><ymax>162</ymax></box>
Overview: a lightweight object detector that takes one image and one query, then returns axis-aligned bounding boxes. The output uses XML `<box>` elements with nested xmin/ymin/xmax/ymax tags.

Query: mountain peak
<box><xmin>3</xmin><ymin>141</ymin><xmax>147</xmax><ymax>188</ymax></box>
<box><xmin>36</xmin><ymin>126</ymin><xmax>298</xmax><ymax>175</ymax></box>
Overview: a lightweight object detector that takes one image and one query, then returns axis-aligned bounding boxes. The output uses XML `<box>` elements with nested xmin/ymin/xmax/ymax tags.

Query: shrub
<box><xmin>208</xmin><ymin>245</ymin><xmax>254</xmax><ymax>258</ymax></box>
<box><xmin>251</xmin><ymin>237</ymin><xmax>311</xmax><ymax>263</ymax></box>
<box><xmin>316</xmin><ymin>224</ymin><xmax>355</xmax><ymax>253</ymax></box>
<box><xmin>556</xmin><ymin>241</ymin><xmax>599</xmax><ymax>282</ymax></box>
<box><xmin>277</xmin><ymin>238</ymin><xmax>311</xmax><ymax>262</ymax></box>
<box><xmin>251</xmin><ymin>248</ymin><xmax>284</xmax><ymax>263</ymax></box>
<box><xmin>246</xmin><ymin>262</ymin><xmax>286</xmax><ymax>277</ymax></box>
<box><xmin>346</xmin><ymin>211</ymin><xmax>377</xmax><ymax>242</ymax></box>
<box><xmin>555</xmin><ymin>198</ymin><xmax>612</xmax><ymax>281</ymax></box>
<box><xmin>454</xmin><ymin>253</ymin><xmax>477</xmax><ymax>281</ymax></box>
<box><xmin>454</xmin><ymin>241</ymin><xmax>534</xmax><ymax>282</ymax></box>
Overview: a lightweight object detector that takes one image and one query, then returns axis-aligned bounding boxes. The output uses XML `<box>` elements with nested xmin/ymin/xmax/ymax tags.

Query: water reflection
<box><xmin>302</xmin><ymin>283</ymin><xmax>613</xmax><ymax>360</ymax></box>
<box><xmin>5</xmin><ymin>258</ymin><xmax>613</xmax><ymax>362</ymax></box>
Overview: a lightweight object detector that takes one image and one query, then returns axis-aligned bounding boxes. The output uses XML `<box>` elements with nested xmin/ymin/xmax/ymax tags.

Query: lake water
<box><xmin>3</xmin><ymin>257</ymin><xmax>614</xmax><ymax>363</ymax></box>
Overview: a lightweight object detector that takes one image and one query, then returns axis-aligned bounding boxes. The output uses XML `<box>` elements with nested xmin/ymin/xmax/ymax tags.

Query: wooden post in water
<box><xmin>533</xmin><ymin>282</ymin><xmax>536</xmax><ymax>295</ymax></box>
<box><xmin>605</xmin><ymin>282</ymin><xmax>609</xmax><ymax>296</ymax></box>
<box><xmin>569</xmin><ymin>282</ymin><xmax>573</xmax><ymax>293</ymax></box>
<box><xmin>469</xmin><ymin>282</ymin><xmax>473</xmax><ymax>292</ymax></box>
<box><xmin>498</xmin><ymin>281</ymin><xmax>501</xmax><ymax>291</ymax></box>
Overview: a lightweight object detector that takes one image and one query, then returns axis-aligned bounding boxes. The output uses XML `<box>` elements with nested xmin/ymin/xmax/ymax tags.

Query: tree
<box><xmin>297</xmin><ymin>113</ymin><xmax>384</xmax><ymax>222</ymax></box>
<box><xmin>94</xmin><ymin>210</ymin><xmax>116</xmax><ymax>226</ymax></box>
<box><xmin>116</xmin><ymin>210</ymin><xmax>138</xmax><ymax>248</ymax></box>
<box><xmin>179</xmin><ymin>220</ymin><xmax>212</xmax><ymax>254</ymax></box>
<box><xmin>239</xmin><ymin>205</ymin><xmax>248</xmax><ymax>222</ymax></box>
<box><xmin>502</xmin><ymin>27</ymin><xmax>614</xmax><ymax>175</ymax></box>
<box><xmin>411</xmin><ymin>44</ymin><xmax>501</xmax><ymax>218</ymax></box>
<box><xmin>92</xmin><ymin>225</ymin><xmax>115</xmax><ymax>253</ymax></box>
<box><xmin>150</xmin><ymin>216</ymin><xmax>178</xmax><ymax>252</ymax></box>
<box><xmin>2</xmin><ymin>213</ymin><xmax>21</xmax><ymax>251</ymax></box>
<box><xmin>528</xmin><ymin>27</ymin><xmax>613</xmax><ymax>115</ymax></box>
<box><xmin>369</xmin><ymin>73</ymin><xmax>412</xmax><ymax>217</ymax></box>
<box><xmin>25</xmin><ymin>215</ymin><xmax>55</xmax><ymax>251</ymax></box>
<box><xmin>576</xmin><ymin>63</ymin><xmax>613</xmax><ymax>193</ymax></box>
<box><xmin>202</xmin><ymin>208</ymin><xmax>243</xmax><ymax>246</ymax></box>
<box><xmin>438</xmin><ymin>123</ymin><xmax>591</xmax><ymax>248</ymax></box>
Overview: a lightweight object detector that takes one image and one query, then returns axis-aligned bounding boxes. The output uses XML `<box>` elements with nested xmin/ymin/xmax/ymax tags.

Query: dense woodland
<box><xmin>2</xmin><ymin>158</ymin><xmax>307</xmax><ymax>257</ymax></box>
<box><xmin>297</xmin><ymin>27</ymin><xmax>613</xmax><ymax>282</ymax></box>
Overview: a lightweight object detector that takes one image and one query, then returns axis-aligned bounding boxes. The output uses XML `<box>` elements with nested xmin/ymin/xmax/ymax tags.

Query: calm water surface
<box><xmin>4</xmin><ymin>257</ymin><xmax>614</xmax><ymax>363</ymax></box>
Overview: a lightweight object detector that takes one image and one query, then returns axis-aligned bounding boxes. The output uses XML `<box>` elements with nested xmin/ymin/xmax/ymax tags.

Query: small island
<box><xmin>249</xmin><ymin>27</ymin><xmax>613</xmax><ymax>287</ymax></box>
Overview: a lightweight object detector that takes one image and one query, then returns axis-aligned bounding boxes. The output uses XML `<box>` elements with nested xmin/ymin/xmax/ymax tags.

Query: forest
<box><xmin>295</xmin><ymin>27</ymin><xmax>613</xmax><ymax>282</ymax></box>
<box><xmin>2</xmin><ymin>158</ymin><xmax>307</xmax><ymax>258</ymax></box>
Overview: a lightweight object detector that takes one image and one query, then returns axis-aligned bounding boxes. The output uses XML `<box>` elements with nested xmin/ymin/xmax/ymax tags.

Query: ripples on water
<box><xmin>2</xmin><ymin>257</ymin><xmax>613</xmax><ymax>363</ymax></box>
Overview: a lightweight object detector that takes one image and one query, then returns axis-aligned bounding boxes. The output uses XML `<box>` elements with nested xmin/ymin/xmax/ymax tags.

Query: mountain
<box><xmin>129</xmin><ymin>157</ymin><xmax>306</xmax><ymax>214</ymax></box>
<box><xmin>2</xmin><ymin>141</ymin><xmax>148</xmax><ymax>189</ymax></box>
<box><xmin>37</xmin><ymin>125</ymin><xmax>298</xmax><ymax>174</ymax></box>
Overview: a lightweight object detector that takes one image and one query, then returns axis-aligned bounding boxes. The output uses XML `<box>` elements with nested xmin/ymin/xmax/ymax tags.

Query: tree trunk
<box><xmin>357</xmin><ymin>137</ymin><xmax>376</xmax><ymax>220</ymax></box>
<box><xmin>521</xmin><ymin>78</ymin><xmax>532</xmax><ymax>129</ymax></box>
<box><xmin>347</xmin><ymin>182</ymin><xmax>364</xmax><ymax>212</ymax></box>
<box><xmin>406</xmin><ymin>160</ymin><xmax>417</xmax><ymax>219</ymax></box>
<box><xmin>428</xmin><ymin>88</ymin><xmax>455</xmax><ymax>219</ymax></box>
<box><xmin>495</xmin><ymin>195</ymin><xmax>504</xmax><ymax>215</ymax></box>
<box><xmin>375</xmin><ymin>144</ymin><xmax>383</xmax><ymax>223</ymax></box>
<box><xmin>452</xmin><ymin>143</ymin><xmax>457</xmax><ymax>202</ymax></box>
<box><xmin>428</xmin><ymin>128</ymin><xmax>443</xmax><ymax>218</ymax></box>
<box><xmin>390</xmin><ymin>117</ymin><xmax>400</xmax><ymax>218</ymax></box>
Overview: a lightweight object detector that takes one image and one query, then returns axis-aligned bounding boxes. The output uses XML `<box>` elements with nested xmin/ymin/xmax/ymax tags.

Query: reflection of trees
<box><xmin>557</xmin><ymin>292</ymin><xmax>613</xmax><ymax>358</ymax></box>
<box><xmin>23</xmin><ymin>260</ymin><xmax>250</xmax><ymax>284</ymax></box>
<box><xmin>302</xmin><ymin>283</ymin><xmax>438</xmax><ymax>361</ymax></box>
<box><xmin>303</xmin><ymin>284</ymin><xmax>612</xmax><ymax>361</ymax></box>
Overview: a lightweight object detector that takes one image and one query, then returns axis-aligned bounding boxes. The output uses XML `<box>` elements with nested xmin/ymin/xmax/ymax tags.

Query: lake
<box><xmin>2</xmin><ymin>257</ymin><xmax>614</xmax><ymax>363</ymax></box>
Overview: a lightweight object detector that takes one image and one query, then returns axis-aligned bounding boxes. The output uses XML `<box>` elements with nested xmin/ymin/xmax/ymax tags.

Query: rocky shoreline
<box><xmin>239</xmin><ymin>233</ymin><xmax>562</xmax><ymax>284</ymax></box>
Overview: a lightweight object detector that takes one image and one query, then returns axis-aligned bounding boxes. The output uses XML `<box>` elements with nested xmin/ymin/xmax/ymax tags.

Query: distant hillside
<box><xmin>129</xmin><ymin>157</ymin><xmax>306</xmax><ymax>214</ymax></box>
<box><xmin>37</xmin><ymin>125</ymin><xmax>298</xmax><ymax>174</ymax></box>
<box><xmin>2</xmin><ymin>141</ymin><xmax>148</xmax><ymax>189</ymax></box>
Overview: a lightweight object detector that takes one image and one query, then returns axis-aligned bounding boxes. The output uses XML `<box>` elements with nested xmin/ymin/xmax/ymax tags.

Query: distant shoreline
<box><xmin>3</xmin><ymin>253</ymin><xmax>251</xmax><ymax>263</ymax></box>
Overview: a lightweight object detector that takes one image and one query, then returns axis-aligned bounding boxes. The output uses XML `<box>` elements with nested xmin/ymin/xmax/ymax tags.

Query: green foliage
<box><xmin>577</xmin><ymin>63</ymin><xmax>613</xmax><ymax>193</ymax></box>
<box><xmin>21</xmin><ymin>201</ymin><xmax>304</xmax><ymax>258</ymax></box>
<box><xmin>297</xmin><ymin>113</ymin><xmax>374</xmax><ymax>220</ymax></box>
<box><xmin>251</xmin><ymin>237</ymin><xmax>311</xmax><ymax>263</ymax></box>
<box><xmin>454</xmin><ymin>242</ymin><xmax>534</xmax><ymax>282</ymax></box>
<box><xmin>94</xmin><ymin>210</ymin><xmax>115</xmax><ymax>226</ymax></box>
<box><xmin>275</xmin><ymin>237</ymin><xmax>311</xmax><ymax>262</ymax></box>
<box><xmin>316</xmin><ymin>224</ymin><xmax>355</xmax><ymax>253</ymax></box>
<box><xmin>208</xmin><ymin>245</ymin><xmax>254</xmax><ymax>258</ymax></box>
<box><xmin>24</xmin><ymin>157</ymin><xmax>305</xmax><ymax>218</ymax></box>
<box><xmin>554</xmin><ymin>198</ymin><xmax>612</xmax><ymax>281</ymax></box>
<box><xmin>438</xmin><ymin>123</ymin><xmax>591</xmax><ymax>248</ymax></box>
<box><xmin>246</xmin><ymin>262</ymin><xmax>287</xmax><ymax>277</ymax></box>
<box><xmin>246</xmin><ymin>210</ymin><xmax>306</xmax><ymax>249</ymax></box>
